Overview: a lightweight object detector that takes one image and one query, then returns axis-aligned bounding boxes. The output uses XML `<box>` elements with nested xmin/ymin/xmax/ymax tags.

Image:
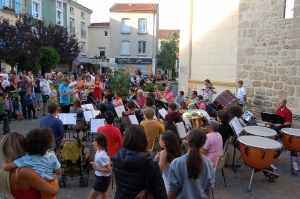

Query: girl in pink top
<box><xmin>196</xmin><ymin>95</ymin><xmax>206</xmax><ymax>111</ymax></box>
<box><xmin>114</xmin><ymin>91</ymin><xmax>123</xmax><ymax>107</ymax></box>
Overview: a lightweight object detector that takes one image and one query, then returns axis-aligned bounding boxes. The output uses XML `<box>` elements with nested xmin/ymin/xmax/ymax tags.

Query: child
<box><xmin>13</xmin><ymin>96</ymin><xmax>23</xmax><ymax>120</ymax></box>
<box><xmin>196</xmin><ymin>95</ymin><xmax>206</xmax><ymax>111</ymax></box>
<box><xmin>80</xmin><ymin>85</ymin><xmax>88</xmax><ymax>104</ymax></box>
<box><xmin>2</xmin><ymin>128</ymin><xmax>62</xmax><ymax>199</ymax></box>
<box><xmin>49</xmin><ymin>84</ymin><xmax>58</xmax><ymax>103</ymax></box>
<box><xmin>88</xmin><ymin>133</ymin><xmax>112</xmax><ymax>199</ymax></box>
<box><xmin>3</xmin><ymin>92</ymin><xmax>12</xmax><ymax>123</ymax></box>
<box><xmin>25</xmin><ymin>88</ymin><xmax>37</xmax><ymax>120</ymax></box>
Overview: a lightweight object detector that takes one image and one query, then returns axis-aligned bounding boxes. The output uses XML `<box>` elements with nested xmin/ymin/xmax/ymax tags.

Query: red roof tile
<box><xmin>110</xmin><ymin>3</ymin><xmax>158</xmax><ymax>13</ymax></box>
<box><xmin>159</xmin><ymin>29</ymin><xmax>180</xmax><ymax>39</ymax></box>
<box><xmin>90</xmin><ymin>22</ymin><xmax>110</xmax><ymax>27</ymax></box>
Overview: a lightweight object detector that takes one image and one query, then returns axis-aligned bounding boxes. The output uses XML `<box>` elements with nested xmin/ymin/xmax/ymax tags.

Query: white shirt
<box><xmin>202</xmin><ymin>86</ymin><xmax>216</xmax><ymax>104</ymax></box>
<box><xmin>94</xmin><ymin>150</ymin><xmax>111</xmax><ymax>177</ymax></box>
<box><xmin>69</xmin><ymin>80</ymin><xmax>77</xmax><ymax>87</ymax></box>
<box><xmin>1</xmin><ymin>79</ymin><xmax>9</xmax><ymax>88</ymax></box>
<box><xmin>237</xmin><ymin>86</ymin><xmax>247</xmax><ymax>101</ymax></box>
<box><xmin>40</xmin><ymin>79</ymin><xmax>52</xmax><ymax>95</ymax></box>
<box><xmin>90</xmin><ymin>75</ymin><xmax>95</xmax><ymax>82</ymax></box>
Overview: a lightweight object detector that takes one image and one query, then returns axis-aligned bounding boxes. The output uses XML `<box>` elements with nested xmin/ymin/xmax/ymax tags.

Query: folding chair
<box><xmin>147</xmin><ymin>136</ymin><xmax>161</xmax><ymax>154</ymax></box>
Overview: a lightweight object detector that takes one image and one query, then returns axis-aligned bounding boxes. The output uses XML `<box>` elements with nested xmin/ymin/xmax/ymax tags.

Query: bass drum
<box><xmin>242</xmin><ymin>110</ymin><xmax>256</xmax><ymax>126</ymax></box>
<box><xmin>238</xmin><ymin>136</ymin><xmax>282</xmax><ymax>169</ymax></box>
<box><xmin>281</xmin><ymin>128</ymin><xmax>300</xmax><ymax>152</ymax></box>
<box><xmin>212</xmin><ymin>90</ymin><xmax>237</xmax><ymax>111</ymax></box>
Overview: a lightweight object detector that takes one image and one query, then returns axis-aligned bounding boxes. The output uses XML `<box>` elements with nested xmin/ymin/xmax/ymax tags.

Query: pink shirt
<box><xmin>137</xmin><ymin>95</ymin><xmax>146</xmax><ymax>108</ymax></box>
<box><xmin>114</xmin><ymin>98</ymin><xmax>123</xmax><ymax>107</ymax></box>
<box><xmin>162</xmin><ymin>92</ymin><xmax>173</xmax><ymax>103</ymax></box>
<box><xmin>202</xmin><ymin>132</ymin><xmax>223</xmax><ymax>165</ymax></box>
<box><xmin>197</xmin><ymin>102</ymin><xmax>206</xmax><ymax>111</ymax></box>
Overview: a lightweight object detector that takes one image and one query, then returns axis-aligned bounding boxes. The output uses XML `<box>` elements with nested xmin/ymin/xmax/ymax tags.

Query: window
<box><xmin>81</xmin><ymin>12</ymin><xmax>85</xmax><ymax>18</ymax></box>
<box><xmin>285</xmin><ymin>0</ymin><xmax>295</xmax><ymax>19</ymax></box>
<box><xmin>69</xmin><ymin>18</ymin><xmax>75</xmax><ymax>34</ymax></box>
<box><xmin>32</xmin><ymin>1</ymin><xmax>42</xmax><ymax>19</ymax></box>
<box><xmin>99</xmin><ymin>48</ymin><xmax>105</xmax><ymax>57</ymax></box>
<box><xmin>121</xmin><ymin>18</ymin><xmax>130</xmax><ymax>33</ymax></box>
<box><xmin>104</xmin><ymin>31</ymin><xmax>108</xmax><ymax>37</ymax></box>
<box><xmin>121</xmin><ymin>41</ymin><xmax>130</xmax><ymax>55</ymax></box>
<box><xmin>56</xmin><ymin>1</ymin><xmax>64</xmax><ymax>26</ymax></box>
<box><xmin>70</xmin><ymin>7</ymin><xmax>74</xmax><ymax>13</ymax></box>
<box><xmin>57</xmin><ymin>11</ymin><xmax>62</xmax><ymax>23</ymax></box>
<box><xmin>81</xmin><ymin>42</ymin><xmax>85</xmax><ymax>51</ymax></box>
<box><xmin>138</xmin><ymin>19</ymin><xmax>147</xmax><ymax>32</ymax></box>
<box><xmin>3</xmin><ymin>0</ymin><xmax>12</xmax><ymax>8</ymax></box>
<box><xmin>56</xmin><ymin>1</ymin><xmax>62</xmax><ymax>9</ymax></box>
<box><xmin>138</xmin><ymin>41</ymin><xmax>146</xmax><ymax>54</ymax></box>
<box><xmin>81</xmin><ymin>23</ymin><xmax>86</xmax><ymax>37</ymax></box>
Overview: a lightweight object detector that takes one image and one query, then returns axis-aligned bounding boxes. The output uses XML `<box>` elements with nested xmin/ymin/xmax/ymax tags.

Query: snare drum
<box><xmin>244</xmin><ymin>126</ymin><xmax>277</xmax><ymax>140</ymax></box>
<box><xmin>242</xmin><ymin>110</ymin><xmax>256</xmax><ymax>125</ymax></box>
<box><xmin>239</xmin><ymin>136</ymin><xmax>282</xmax><ymax>169</ymax></box>
<box><xmin>212</xmin><ymin>90</ymin><xmax>237</xmax><ymax>111</ymax></box>
<box><xmin>281</xmin><ymin>128</ymin><xmax>300</xmax><ymax>152</ymax></box>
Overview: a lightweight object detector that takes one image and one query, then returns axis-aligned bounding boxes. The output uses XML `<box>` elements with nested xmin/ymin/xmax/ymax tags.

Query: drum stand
<box><xmin>290</xmin><ymin>152</ymin><xmax>299</xmax><ymax>175</ymax></box>
<box><xmin>226</xmin><ymin>139</ymin><xmax>241</xmax><ymax>178</ymax></box>
<box><xmin>247</xmin><ymin>167</ymin><xmax>279</xmax><ymax>192</ymax></box>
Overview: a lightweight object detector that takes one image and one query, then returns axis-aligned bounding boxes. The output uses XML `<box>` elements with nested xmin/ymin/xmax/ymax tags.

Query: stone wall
<box><xmin>237</xmin><ymin>0</ymin><xmax>300</xmax><ymax>115</ymax></box>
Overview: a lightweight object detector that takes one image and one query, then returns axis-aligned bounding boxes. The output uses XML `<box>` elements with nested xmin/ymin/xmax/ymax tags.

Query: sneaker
<box><xmin>37</xmin><ymin>108</ymin><xmax>41</xmax><ymax>111</ymax></box>
<box><xmin>33</xmin><ymin>117</ymin><xmax>38</xmax><ymax>120</ymax></box>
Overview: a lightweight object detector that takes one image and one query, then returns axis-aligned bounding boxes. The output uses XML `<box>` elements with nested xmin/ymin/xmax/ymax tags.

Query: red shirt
<box><xmin>276</xmin><ymin>107</ymin><xmax>292</xmax><ymax>127</ymax></box>
<box><xmin>97</xmin><ymin>124</ymin><xmax>122</xmax><ymax>158</ymax></box>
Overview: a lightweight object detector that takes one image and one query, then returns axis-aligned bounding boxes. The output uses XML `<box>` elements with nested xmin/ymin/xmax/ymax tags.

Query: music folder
<box><xmin>57</xmin><ymin>113</ymin><xmax>77</xmax><ymax>125</ymax></box>
<box><xmin>115</xmin><ymin>105</ymin><xmax>126</xmax><ymax>117</ymax></box>
<box><xmin>90</xmin><ymin>119</ymin><xmax>105</xmax><ymax>133</ymax></box>
<box><xmin>121</xmin><ymin>115</ymin><xmax>139</xmax><ymax>129</ymax></box>
<box><xmin>181</xmin><ymin>116</ymin><xmax>191</xmax><ymax>126</ymax></box>
<box><xmin>175</xmin><ymin>122</ymin><xmax>187</xmax><ymax>139</ymax></box>
<box><xmin>84</xmin><ymin>110</ymin><xmax>100</xmax><ymax>121</ymax></box>
<box><xmin>230</xmin><ymin>117</ymin><xmax>243</xmax><ymax>136</ymax></box>
<box><xmin>158</xmin><ymin>109</ymin><xmax>168</xmax><ymax>119</ymax></box>
<box><xmin>81</xmin><ymin>103</ymin><xmax>94</xmax><ymax>110</ymax></box>
<box><xmin>261</xmin><ymin>112</ymin><xmax>284</xmax><ymax>124</ymax></box>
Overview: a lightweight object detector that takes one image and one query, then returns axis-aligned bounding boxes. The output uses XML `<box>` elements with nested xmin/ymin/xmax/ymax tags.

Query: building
<box><xmin>179</xmin><ymin>0</ymin><xmax>300</xmax><ymax>124</ymax></box>
<box><xmin>109</xmin><ymin>3</ymin><xmax>159</xmax><ymax>75</ymax></box>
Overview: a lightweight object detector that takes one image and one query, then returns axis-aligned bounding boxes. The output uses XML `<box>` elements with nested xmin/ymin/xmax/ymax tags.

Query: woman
<box><xmin>114</xmin><ymin>91</ymin><xmax>123</xmax><ymax>107</ymax></box>
<box><xmin>85</xmin><ymin>76</ymin><xmax>95</xmax><ymax>104</ymax></box>
<box><xmin>175</xmin><ymin>91</ymin><xmax>184</xmax><ymax>103</ymax></box>
<box><xmin>127</xmin><ymin>88</ymin><xmax>136</xmax><ymax>101</ymax></box>
<box><xmin>195</xmin><ymin>95</ymin><xmax>206</xmax><ymax>111</ymax></box>
<box><xmin>227</xmin><ymin>105</ymin><xmax>247</xmax><ymax>127</ymax></box>
<box><xmin>9</xmin><ymin>81</ymin><xmax>19</xmax><ymax>99</ymax></box>
<box><xmin>76</xmin><ymin>75</ymin><xmax>84</xmax><ymax>92</ymax></box>
<box><xmin>93</xmin><ymin>76</ymin><xmax>102</xmax><ymax>102</ymax></box>
<box><xmin>164</xmin><ymin>103</ymin><xmax>182</xmax><ymax>130</ymax></box>
<box><xmin>0</xmin><ymin>132</ymin><xmax>59</xmax><ymax>199</ymax></box>
<box><xmin>168</xmin><ymin>128</ymin><xmax>214</xmax><ymax>199</ymax></box>
<box><xmin>154</xmin><ymin>131</ymin><xmax>181</xmax><ymax>194</ymax></box>
<box><xmin>70</xmin><ymin>98</ymin><xmax>87</xmax><ymax>140</ymax></box>
<box><xmin>142</xmin><ymin>96</ymin><xmax>156</xmax><ymax>112</ymax></box>
<box><xmin>122</xmin><ymin>101</ymin><xmax>143</xmax><ymax>123</ymax></box>
<box><xmin>113</xmin><ymin>125</ymin><xmax>167</xmax><ymax>199</ymax></box>
<box><xmin>202</xmin><ymin>79</ymin><xmax>217</xmax><ymax>116</ymax></box>
<box><xmin>140</xmin><ymin>108</ymin><xmax>165</xmax><ymax>149</ymax></box>
<box><xmin>217</xmin><ymin>110</ymin><xmax>235</xmax><ymax>147</ymax></box>
<box><xmin>178</xmin><ymin>101</ymin><xmax>188</xmax><ymax>113</ymax></box>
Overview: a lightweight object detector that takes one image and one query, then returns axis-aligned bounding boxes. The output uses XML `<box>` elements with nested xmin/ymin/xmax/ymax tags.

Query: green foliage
<box><xmin>144</xmin><ymin>83</ymin><xmax>164</xmax><ymax>92</ymax></box>
<box><xmin>157</xmin><ymin>32</ymin><xmax>179</xmax><ymax>71</ymax></box>
<box><xmin>39</xmin><ymin>46</ymin><xmax>60</xmax><ymax>73</ymax></box>
<box><xmin>22</xmin><ymin>62</ymin><xmax>41</xmax><ymax>74</ymax></box>
<box><xmin>0</xmin><ymin>98</ymin><xmax>4</xmax><ymax>114</ymax></box>
<box><xmin>107</xmin><ymin>65</ymin><xmax>131</xmax><ymax>96</ymax></box>
<box><xmin>93</xmin><ymin>64</ymin><xmax>100</xmax><ymax>72</ymax></box>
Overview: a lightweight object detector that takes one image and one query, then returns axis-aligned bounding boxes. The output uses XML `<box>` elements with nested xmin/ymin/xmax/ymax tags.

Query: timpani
<box><xmin>244</xmin><ymin>126</ymin><xmax>277</xmax><ymax>140</ymax></box>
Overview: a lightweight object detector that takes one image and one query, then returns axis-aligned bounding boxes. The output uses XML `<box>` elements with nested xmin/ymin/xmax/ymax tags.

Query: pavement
<box><xmin>1</xmin><ymin>110</ymin><xmax>300</xmax><ymax>199</ymax></box>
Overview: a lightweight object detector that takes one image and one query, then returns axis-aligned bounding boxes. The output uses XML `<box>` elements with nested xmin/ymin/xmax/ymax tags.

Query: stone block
<box><xmin>262</xmin><ymin>82</ymin><xmax>273</xmax><ymax>88</ymax></box>
<box><xmin>293</xmin><ymin>17</ymin><xmax>300</xmax><ymax>28</ymax></box>
<box><xmin>242</xmin><ymin>65</ymin><xmax>252</xmax><ymax>71</ymax></box>
<box><xmin>255</xmin><ymin>88</ymin><xmax>265</xmax><ymax>95</ymax></box>
<box><xmin>265</xmin><ymin>73</ymin><xmax>270</xmax><ymax>81</ymax></box>
<box><xmin>249</xmin><ymin>71</ymin><xmax>265</xmax><ymax>80</ymax></box>
<box><xmin>237</xmin><ymin>71</ymin><xmax>248</xmax><ymax>78</ymax></box>
<box><xmin>271</xmin><ymin>97</ymin><xmax>280</xmax><ymax>102</ymax></box>
<box><xmin>247</xmin><ymin>29</ymin><xmax>256</xmax><ymax>37</ymax></box>
<box><xmin>274</xmin><ymin>82</ymin><xmax>283</xmax><ymax>89</ymax></box>
<box><xmin>251</xmin><ymin>20</ymin><xmax>260</xmax><ymax>28</ymax></box>
<box><xmin>253</xmin><ymin>66</ymin><xmax>262</xmax><ymax>71</ymax></box>
<box><xmin>263</xmin><ymin>101</ymin><xmax>273</xmax><ymax>107</ymax></box>
<box><xmin>287</xmin><ymin>97</ymin><xmax>300</xmax><ymax>108</ymax></box>
<box><xmin>270</xmin><ymin>75</ymin><xmax>279</xmax><ymax>81</ymax></box>
<box><xmin>278</xmin><ymin>90</ymin><xmax>287</xmax><ymax>98</ymax></box>
<box><xmin>252</xmin><ymin>81</ymin><xmax>261</xmax><ymax>87</ymax></box>
<box><xmin>266</xmin><ymin>89</ymin><xmax>277</xmax><ymax>96</ymax></box>
<box><xmin>253</xmin><ymin>98</ymin><xmax>262</xmax><ymax>105</ymax></box>
<box><xmin>247</xmin><ymin>88</ymin><xmax>254</xmax><ymax>98</ymax></box>
<box><xmin>277</xmin><ymin>68</ymin><xmax>287</xmax><ymax>75</ymax></box>
<box><xmin>263</xmin><ymin>67</ymin><xmax>275</xmax><ymax>74</ymax></box>
<box><xmin>295</xmin><ymin>87</ymin><xmax>300</xmax><ymax>97</ymax></box>
<box><xmin>244</xmin><ymin>48</ymin><xmax>255</xmax><ymax>56</ymax></box>
<box><xmin>239</xmin><ymin>2</ymin><xmax>250</xmax><ymax>13</ymax></box>
<box><xmin>287</xmin><ymin>77</ymin><xmax>300</xmax><ymax>85</ymax></box>
<box><xmin>256</xmin><ymin>95</ymin><xmax>268</xmax><ymax>100</ymax></box>
<box><xmin>288</xmin><ymin>67</ymin><xmax>297</xmax><ymax>76</ymax></box>
<box><xmin>287</xmin><ymin>86</ymin><xmax>295</xmax><ymax>96</ymax></box>
<box><xmin>280</xmin><ymin>75</ymin><xmax>289</xmax><ymax>84</ymax></box>
<box><xmin>239</xmin><ymin>21</ymin><xmax>250</xmax><ymax>29</ymax></box>
<box><xmin>257</xmin><ymin>1</ymin><xmax>269</xmax><ymax>11</ymax></box>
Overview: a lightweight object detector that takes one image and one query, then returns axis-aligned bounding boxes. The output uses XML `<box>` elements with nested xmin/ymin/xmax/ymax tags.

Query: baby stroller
<box><xmin>58</xmin><ymin>136</ymin><xmax>90</xmax><ymax>188</ymax></box>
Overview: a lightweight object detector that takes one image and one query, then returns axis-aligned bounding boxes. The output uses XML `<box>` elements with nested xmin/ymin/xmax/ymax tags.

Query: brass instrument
<box><xmin>188</xmin><ymin>83</ymin><xmax>198</xmax><ymax>90</ymax></box>
<box><xmin>183</xmin><ymin>109</ymin><xmax>208</xmax><ymax>129</ymax></box>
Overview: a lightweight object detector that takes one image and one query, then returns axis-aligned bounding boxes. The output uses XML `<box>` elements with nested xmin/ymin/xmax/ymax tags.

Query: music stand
<box><xmin>261</xmin><ymin>112</ymin><xmax>284</xmax><ymax>124</ymax></box>
<box><xmin>155</xmin><ymin>99</ymin><xmax>168</xmax><ymax>110</ymax></box>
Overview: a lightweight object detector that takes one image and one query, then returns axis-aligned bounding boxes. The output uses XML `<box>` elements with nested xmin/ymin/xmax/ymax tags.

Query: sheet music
<box><xmin>204</xmin><ymin>112</ymin><xmax>211</xmax><ymax>121</ymax></box>
<box><xmin>90</xmin><ymin>119</ymin><xmax>105</xmax><ymax>133</ymax></box>
<box><xmin>81</xmin><ymin>103</ymin><xmax>94</xmax><ymax>110</ymax></box>
<box><xmin>57</xmin><ymin>113</ymin><xmax>77</xmax><ymax>125</ymax></box>
<box><xmin>230</xmin><ymin>117</ymin><xmax>243</xmax><ymax>136</ymax></box>
<box><xmin>182</xmin><ymin>116</ymin><xmax>191</xmax><ymax>126</ymax></box>
<box><xmin>128</xmin><ymin>115</ymin><xmax>139</xmax><ymax>124</ymax></box>
<box><xmin>133</xmin><ymin>100</ymin><xmax>141</xmax><ymax>109</ymax></box>
<box><xmin>158</xmin><ymin>109</ymin><xmax>168</xmax><ymax>119</ymax></box>
<box><xmin>176</xmin><ymin>122</ymin><xmax>187</xmax><ymax>139</ymax></box>
<box><xmin>83</xmin><ymin>111</ymin><xmax>92</xmax><ymax>121</ymax></box>
<box><xmin>92</xmin><ymin>110</ymin><xmax>100</xmax><ymax>118</ymax></box>
<box><xmin>115</xmin><ymin>105</ymin><xmax>126</xmax><ymax>117</ymax></box>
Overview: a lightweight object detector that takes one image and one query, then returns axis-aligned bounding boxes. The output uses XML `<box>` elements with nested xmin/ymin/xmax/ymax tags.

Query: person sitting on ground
<box><xmin>0</xmin><ymin>132</ymin><xmax>59</xmax><ymax>199</ymax></box>
<box><xmin>140</xmin><ymin>108</ymin><xmax>165</xmax><ymax>149</ymax></box>
<box><xmin>1</xmin><ymin>129</ymin><xmax>61</xmax><ymax>199</ymax></box>
<box><xmin>95</xmin><ymin>104</ymin><xmax>107</xmax><ymax>119</ymax></box>
<box><xmin>97</xmin><ymin>111</ymin><xmax>122</xmax><ymax>159</ymax></box>
<box><xmin>217</xmin><ymin>110</ymin><xmax>234</xmax><ymax>147</ymax></box>
<box><xmin>164</xmin><ymin>103</ymin><xmax>182</xmax><ymax>130</ymax></box>
<box><xmin>201</xmin><ymin>120</ymin><xmax>223</xmax><ymax>166</ymax></box>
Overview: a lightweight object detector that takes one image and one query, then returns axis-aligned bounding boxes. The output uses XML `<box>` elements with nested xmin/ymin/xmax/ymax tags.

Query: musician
<box><xmin>140</xmin><ymin>108</ymin><xmax>164</xmax><ymax>149</ymax></box>
<box><xmin>175</xmin><ymin>91</ymin><xmax>184</xmax><ymax>103</ymax></box>
<box><xmin>190</xmin><ymin>91</ymin><xmax>197</xmax><ymax>104</ymax></box>
<box><xmin>157</xmin><ymin>86</ymin><xmax>173</xmax><ymax>104</ymax></box>
<box><xmin>103</xmin><ymin>94</ymin><xmax>115</xmax><ymax>113</ymax></box>
<box><xmin>114</xmin><ymin>91</ymin><xmax>123</xmax><ymax>107</ymax></box>
<box><xmin>95</xmin><ymin>104</ymin><xmax>107</xmax><ymax>119</ymax></box>
<box><xmin>127</xmin><ymin>88</ymin><xmax>137</xmax><ymax>101</ymax></box>
<box><xmin>122</xmin><ymin>101</ymin><xmax>143</xmax><ymax>123</ymax></box>
<box><xmin>70</xmin><ymin>98</ymin><xmax>86</xmax><ymax>141</ymax></box>
<box><xmin>202</xmin><ymin>79</ymin><xmax>217</xmax><ymax>115</ymax></box>
<box><xmin>69</xmin><ymin>75</ymin><xmax>77</xmax><ymax>88</ymax></box>
<box><xmin>137</xmin><ymin>89</ymin><xmax>146</xmax><ymax>108</ymax></box>
<box><xmin>142</xmin><ymin>96</ymin><xmax>156</xmax><ymax>112</ymax></box>
<box><xmin>217</xmin><ymin>110</ymin><xmax>234</xmax><ymax>147</ymax></box>
<box><xmin>237</xmin><ymin>80</ymin><xmax>247</xmax><ymax>101</ymax></box>
<box><xmin>201</xmin><ymin>120</ymin><xmax>223</xmax><ymax>166</ymax></box>
<box><xmin>227</xmin><ymin>105</ymin><xmax>247</xmax><ymax>127</ymax></box>
<box><xmin>271</xmin><ymin>98</ymin><xmax>293</xmax><ymax>138</ymax></box>
<box><xmin>59</xmin><ymin>78</ymin><xmax>75</xmax><ymax>113</ymax></box>
<box><xmin>164</xmin><ymin>103</ymin><xmax>182</xmax><ymax>130</ymax></box>
<box><xmin>195</xmin><ymin>95</ymin><xmax>206</xmax><ymax>111</ymax></box>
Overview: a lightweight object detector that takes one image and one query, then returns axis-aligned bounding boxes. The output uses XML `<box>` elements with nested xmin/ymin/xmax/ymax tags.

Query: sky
<box><xmin>77</xmin><ymin>0</ymin><xmax>182</xmax><ymax>29</ymax></box>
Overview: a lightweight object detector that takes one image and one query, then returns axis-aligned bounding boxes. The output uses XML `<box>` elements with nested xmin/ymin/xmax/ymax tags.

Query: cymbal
<box><xmin>188</xmin><ymin>83</ymin><xmax>197</xmax><ymax>90</ymax></box>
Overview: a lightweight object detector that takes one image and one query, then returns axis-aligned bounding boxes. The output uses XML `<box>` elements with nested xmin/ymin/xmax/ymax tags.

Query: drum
<box><xmin>242</xmin><ymin>110</ymin><xmax>256</xmax><ymax>125</ymax></box>
<box><xmin>281</xmin><ymin>128</ymin><xmax>300</xmax><ymax>152</ymax></box>
<box><xmin>243</xmin><ymin>126</ymin><xmax>277</xmax><ymax>140</ymax></box>
<box><xmin>238</xmin><ymin>136</ymin><xmax>282</xmax><ymax>169</ymax></box>
<box><xmin>256</xmin><ymin>122</ymin><xmax>267</xmax><ymax>127</ymax></box>
<box><xmin>212</xmin><ymin>90</ymin><xmax>237</xmax><ymax>111</ymax></box>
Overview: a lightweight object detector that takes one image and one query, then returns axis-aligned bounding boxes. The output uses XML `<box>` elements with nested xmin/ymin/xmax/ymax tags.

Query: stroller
<box><xmin>58</xmin><ymin>136</ymin><xmax>90</xmax><ymax>188</ymax></box>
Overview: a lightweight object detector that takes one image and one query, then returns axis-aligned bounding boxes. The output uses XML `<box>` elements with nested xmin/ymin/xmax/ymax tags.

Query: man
<box><xmin>33</xmin><ymin>75</ymin><xmax>41</xmax><ymax>111</ymax></box>
<box><xmin>37</xmin><ymin>70</ymin><xmax>43</xmax><ymax>79</ymax></box>
<box><xmin>40</xmin><ymin>73</ymin><xmax>52</xmax><ymax>116</ymax></box>
<box><xmin>201</xmin><ymin>120</ymin><xmax>223</xmax><ymax>166</ymax></box>
<box><xmin>137</xmin><ymin>89</ymin><xmax>146</xmax><ymax>108</ymax></box>
<box><xmin>18</xmin><ymin>76</ymin><xmax>31</xmax><ymax>119</ymax></box>
<box><xmin>190</xmin><ymin>91</ymin><xmax>198</xmax><ymax>104</ymax></box>
<box><xmin>0</xmin><ymin>74</ymin><xmax>10</xmax><ymax>92</ymax></box>
<box><xmin>237</xmin><ymin>80</ymin><xmax>247</xmax><ymax>101</ymax></box>
<box><xmin>103</xmin><ymin>94</ymin><xmax>115</xmax><ymax>113</ymax></box>
<box><xmin>10</xmin><ymin>72</ymin><xmax>20</xmax><ymax>86</ymax></box>
<box><xmin>97</xmin><ymin>111</ymin><xmax>122</xmax><ymax>159</ymax></box>
<box><xmin>40</xmin><ymin>103</ymin><xmax>64</xmax><ymax>143</ymax></box>
<box><xmin>158</xmin><ymin>86</ymin><xmax>173</xmax><ymax>104</ymax></box>
<box><xmin>272</xmin><ymin>99</ymin><xmax>293</xmax><ymax>138</ymax></box>
<box><xmin>69</xmin><ymin>75</ymin><xmax>77</xmax><ymax>88</ymax></box>
<box><xmin>17</xmin><ymin>70</ymin><xmax>23</xmax><ymax>80</ymax></box>
<box><xmin>59</xmin><ymin>78</ymin><xmax>74</xmax><ymax>113</ymax></box>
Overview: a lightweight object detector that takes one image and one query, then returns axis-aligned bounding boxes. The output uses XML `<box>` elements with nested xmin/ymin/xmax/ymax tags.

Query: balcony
<box><xmin>69</xmin><ymin>26</ymin><xmax>75</xmax><ymax>35</ymax></box>
<box><xmin>81</xmin><ymin>29</ymin><xmax>86</xmax><ymax>37</ymax></box>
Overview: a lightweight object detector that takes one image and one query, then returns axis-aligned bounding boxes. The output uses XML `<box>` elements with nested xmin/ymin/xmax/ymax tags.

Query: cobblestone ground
<box><xmin>1</xmin><ymin>110</ymin><xmax>300</xmax><ymax>198</ymax></box>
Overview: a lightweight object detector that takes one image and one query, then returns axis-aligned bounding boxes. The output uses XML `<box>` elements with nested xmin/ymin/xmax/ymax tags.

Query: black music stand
<box><xmin>261</xmin><ymin>112</ymin><xmax>284</xmax><ymax>124</ymax></box>
<box><xmin>155</xmin><ymin>99</ymin><xmax>168</xmax><ymax>110</ymax></box>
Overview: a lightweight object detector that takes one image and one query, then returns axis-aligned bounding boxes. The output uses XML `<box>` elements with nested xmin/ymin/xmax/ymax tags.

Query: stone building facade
<box><xmin>237</xmin><ymin>0</ymin><xmax>300</xmax><ymax>115</ymax></box>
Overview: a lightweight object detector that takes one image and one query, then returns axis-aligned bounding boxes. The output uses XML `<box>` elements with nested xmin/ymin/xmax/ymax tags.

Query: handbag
<box><xmin>135</xmin><ymin>163</ymin><xmax>155</xmax><ymax>199</ymax></box>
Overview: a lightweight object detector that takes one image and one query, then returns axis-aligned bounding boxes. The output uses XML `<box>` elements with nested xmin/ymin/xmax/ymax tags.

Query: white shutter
<box><xmin>121</xmin><ymin>19</ymin><xmax>130</xmax><ymax>33</ymax></box>
<box><xmin>121</xmin><ymin>41</ymin><xmax>130</xmax><ymax>55</ymax></box>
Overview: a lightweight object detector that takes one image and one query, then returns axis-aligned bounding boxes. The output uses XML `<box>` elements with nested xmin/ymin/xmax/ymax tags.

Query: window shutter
<box><xmin>121</xmin><ymin>41</ymin><xmax>130</xmax><ymax>55</ymax></box>
<box><xmin>0</xmin><ymin>0</ymin><xmax>3</xmax><ymax>10</ymax></box>
<box><xmin>15</xmin><ymin>0</ymin><xmax>20</xmax><ymax>14</ymax></box>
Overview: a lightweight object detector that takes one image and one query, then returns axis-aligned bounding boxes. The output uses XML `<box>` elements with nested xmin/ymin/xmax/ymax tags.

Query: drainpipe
<box><xmin>152</xmin><ymin>6</ymin><xmax>156</xmax><ymax>75</ymax></box>
<box><xmin>188</xmin><ymin>0</ymin><xmax>193</xmax><ymax>94</ymax></box>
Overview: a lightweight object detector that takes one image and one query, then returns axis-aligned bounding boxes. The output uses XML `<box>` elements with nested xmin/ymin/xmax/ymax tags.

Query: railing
<box><xmin>69</xmin><ymin>26</ymin><xmax>75</xmax><ymax>34</ymax></box>
<box><xmin>81</xmin><ymin>29</ymin><xmax>86</xmax><ymax>37</ymax></box>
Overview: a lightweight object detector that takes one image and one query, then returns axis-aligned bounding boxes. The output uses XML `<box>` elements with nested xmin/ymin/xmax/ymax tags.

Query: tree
<box><xmin>157</xmin><ymin>32</ymin><xmax>179</xmax><ymax>78</ymax></box>
<box><xmin>107</xmin><ymin>65</ymin><xmax>131</xmax><ymax>96</ymax></box>
<box><xmin>39</xmin><ymin>46</ymin><xmax>60</xmax><ymax>73</ymax></box>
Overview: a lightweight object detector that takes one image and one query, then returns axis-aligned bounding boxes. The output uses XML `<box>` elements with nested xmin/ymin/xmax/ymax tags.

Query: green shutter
<box><xmin>15</xmin><ymin>0</ymin><xmax>21</xmax><ymax>14</ymax></box>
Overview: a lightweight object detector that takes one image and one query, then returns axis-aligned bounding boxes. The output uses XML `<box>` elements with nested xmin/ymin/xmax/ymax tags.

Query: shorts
<box><xmin>34</xmin><ymin>93</ymin><xmax>41</xmax><ymax>102</ymax></box>
<box><xmin>93</xmin><ymin>175</ymin><xmax>111</xmax><ymax>192</ymax></box>
<box><xmin>42</xmin><ymin>95</ymin><xmax>49</xmax><ymax>104</ymax></box>
<box><xmin>40</xmin><ymin>178</ymin><xmax>57</xmax><ymax>199</ymax></box>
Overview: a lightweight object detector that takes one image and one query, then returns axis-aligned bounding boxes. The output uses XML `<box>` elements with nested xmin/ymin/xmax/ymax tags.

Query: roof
<box><xmin>69</xmin><ymin>0</ymin><xmax>93</xmax><ymax>14</ymax></box>
<box><xmin>159</xmin><ymin>29</ymin><xmax>180</xmax><ymax>39</ymax></box>
<box><xmin>110</xmin><ymin>3</ymin><xmax>158</xmax><ymax>13</ymax></box>
<box><xmin>90</xmin><ymin>22</ymin><xmax>110</xmax><ymax>27</ymax></box>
